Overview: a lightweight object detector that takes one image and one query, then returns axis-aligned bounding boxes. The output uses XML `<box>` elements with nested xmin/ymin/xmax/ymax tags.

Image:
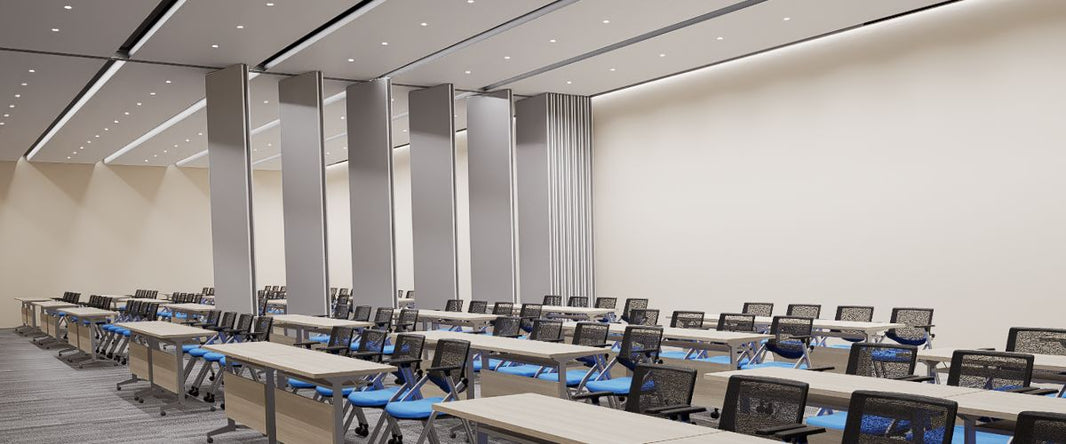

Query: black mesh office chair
<box><xmin>576</xmin><ymin>326</ymin><xmax>663</xmax><ymax>408</ymax></box>
<box><xmin>670</xmin><ymin>311</ymin><xmax>705</xmax><ymax>329</ymax></box>
<box><xmin>1007</xmin><ymin>327</ymin><xmax>1066</xmax><ymax>355</ymax></box>
<box><xmin>1013</xmin><ymin>411</ymin><xmax>1066</xmax><ymax>444</ymax></box>
<box><xmin>621</xmin><ymin>298</ymin><xmax>649</xmax><ymax>323</ymax></box>
<box><xmin>720</xmin><ymin>375</ymin><xmax>824</xmax><ymax>442</ymax></box>
<box><xmin>490</xmin><ymin>316</ymin><xmax>521</xmax><ymax>338</ymax></box>
<box><xmin>444</xmin><ymin>299</ymin><xmax>463</xmax><ymax>312</ymax></box>
<box><xmin>518</xmin><ymin>303</ymin><xmax>543</xmax><ymax>333</ymax></box>
<box><xmin>568</xmin><ymin>296</ymin><xmax>589</xmax><ymax>307</ymax></box>
<box><xmin>395</xmin><ymin>309</ymin><xmax>419</xmax><ymax>332</ymax></box>
<box><xmin>542</xmin><ymin>295</ymin><xmax>562</xmax><ymax>306</ymax></box>
<box><xmin>376</xmin><ymin>339</ymin><xmax>471</xmax><ymax>444</ymax></box>
<box><xmin>842</xmin><ymin>391</ymin><xmax>957</xmax><ymax>443</ymax></box>
<box><xmin>786</xmin><ymin>304</ymin><xmax>821</xmax><ymax>319</ymax></box>
<box><xmin>467</xmin><ymin>300</ymin><xmax>488</xmax><ymax>314</ymax></box>
<box><xmin>352</xmin><ymin>305</ymin><xmax>372</xmax><ymax>322</ymax></box>
<box><xmin>595</xmin><ymin>297</ymin><xmax>617</xmax><ymax>309</ymax></box>
<box><xmin>717</xmin><ymin>313</ymin><xmax>757</xmax><ymax>332</ymax></box>
<box><xmin>495</xmin><ymin>319</ymin><xmax>567</xmax><ymax>378</ymax></box>
<box><xmin>491</xmin><ymin>302</ymin><xmax>514</xmax><ymax>316</ymax></box>
<box><xmin>831</xmin><ymin>306</ymin><xmax>875</xmax><ymax>344</ymax></box>
<box><xmin>349</xmin><ymin>333</ymin><xmax>426</xmax><ymax>439</ymax></box>
<box><xmin>886</xmin><ymin>308</ymin><xmax>935</xmax><ymax>349</ymax></box>
<box><xmin>624</xmin><ymin>364</ymin><xmax>705</xmax><ymax>422</ymax></box>
<box><xmin>286</xmin><ymin>326</ymin><xmax>357</xmax><ymax>394</ymax></box>
<box><xmin>748</xmin><ymin>316</ymin><xmax>815</xmax><ymax>369</ymax></box>
<box><xmin>743</xmin><ymin>302</ymin><xmax>774</xmax><ymax>317</ymax></box>
<box><xmin>333</xmin><ymin>295</ymin><xmax>351</xmax><ymax>319</ymax></box>
<box><xmin>629</xmin><ymin>308</ymin><xmax>660</xmax><ymax>326</ymax></box>
<box><xmin>373</xmin><ymin>307</ymin><xmax>394</xmax><ymax>331</ymax></box>
<box><xmin>946</xmin><ymin>349</ymin><xmax>1050</xmax><ymax>393</ymax></box>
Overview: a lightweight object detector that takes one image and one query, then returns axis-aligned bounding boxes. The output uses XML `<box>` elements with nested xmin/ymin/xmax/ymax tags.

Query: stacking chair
<box><xmin>719</xmin><ymin>375</ymin><xmax>825</xmax><ymax>443</ymax></box>
<box><xmin>568</xmin><ymin>296</ymin><xmax>589</xmax><ymax>307</ymax></box>
<box><xmin>472</xmin><ymin>316</ymin><xmax>521</xmax><ymax>372</ymax></box>
<box><xmin>467</xmin><ymin>300</ymin><xmax>488</xmax><ymax>314</ymax></box>
<box><xmin>443</xmin><ymin>299</ymin><xmax>463</xmax><ymax>312</ymax></box>
<box><xmin>629</xmin><ymin>308</ymin><xmax>660</xmax><ymax>327</ymax></box>
<box><xmin>183</xmin><ymin>312</ymin><xmax>239</xmax><ymax>400</ymax></box>
<box><xmin>375</xmin><ymin>339</ymin><xmax>472</xmax><ymax>444</ymax></box>
<box><xmin>109</xmin><ymin>301</ymin><xmax>161</xmax><ymax>364</ymax></box>
<box><xmin>373</xmin><ymin>307</ymin><xmax>395</xmax><ymax>331</ymax></box>
<box><xmin>339</xmin><ymin>288</ymin><xmax>351</xmax><ymax>297</ymax></box>
<box><xmin>690</xmin><ymin>313</ymin><xmax>758</xmax><ymax>366</ymax></box>
<box><xmin>595</xmin><ymin>297</ymin><xmax>617</xmax><ymax>309</ymax></box>
<box><xmin>542</xmin><ymin>295</ymin><xmax>562</xmax><ymax>306</ymax></box>
<box><xmin>660</xmin><ymin>311</ymin><xmax>706</xmax><ymax>360</ymax></box>
<box><xmin>491</xmin><ymin>302</ymin><xmax>514</xmax><ymax>316</ymax></box>
<box><xmin>331</xmin><ymin>295</ymin><xmax>352</xmax><ymax>319</ymax></box>
<box><xmin>576</xmin><ymin>326</ymin><xmax>663</xmax><ymax>408</ymax></box>
<box><xmin>395</xmin><ymin>308</ymin><xmax>419</xmax><ymax>333</ymax></box>
<box><xmin>518</xmin><ymin>303</ymin><xmax>543</xmax><ymax>333</ymax></box>
<box><xmin>536</xmin><ymin>321</ymin><xmax>612</xmax><ymax>391</ymax></box>
<box><xmin>885</xmin><ymin>308</ymin><xmax>935</xmax><ymax>349</ymax></box>
<box><xmin>841</xmin><ymin>391</ymin><xmax>957</xmax><ymax>443</ymax></box>
<box><xmin>624</xmin><ymin>364</ymin><xmax>705</xmax><ymax>422</ymax></box>
<box><xmin>829</xmin><ymin>306</ymin><xmax>876</xmax><ymax>347</ymax></box>
<box><xmin>946</xmin><ymin>349</ymin><xmax>1053</xmax><ymax>394</ymax></box>
<box><xmin>287</xmin><ymin>326</ymin><xmax>357</xmax><ymax>395</ymax></box>
<box><xmin>346</xmin><ymin>333</ymin><xmax>424</xmax><ymax>438</ymax></box>
<box><xmin>746</xmin><ymin>316</ymin><xmax>815</xmax><ymax>369</ymax></box>
<box><xmin>620</xmin><ymin>298</ymin><xmax>649</xmax><ymax>324</ymax></box>
<box><xmin>1013</xmin><ymin>411</ymin><xmax>1066</xmax><ymax>444</ymax></box>
<box><xmin>1007</xmin><ymin>327</ymin><xmax>1066</xmax><ymax>397</ymax></box>
<box><xmin>786</xmin><ymin>304</ymin><xmax>821</xmax><ymax>319</ymax></box>
<box><xmin>349</xmin><ymin>305</ymin><xmax>371</xmax><ymax>322</ymax></box>
<box><xmin>743</xmin><ymin>302</ymin><xmax>774</xmax><ymax>317</ymax></box>
<box><xmin>496</xmin><ymin>319</ymin><xmax>566</xmax><ymax>377</ymax></box>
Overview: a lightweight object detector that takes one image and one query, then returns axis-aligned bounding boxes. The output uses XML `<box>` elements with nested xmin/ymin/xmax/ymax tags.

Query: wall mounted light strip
<box><xmin>104</xmin><ymin>97</ymin><xmax>205</xmax><ymax>164</ymax></box>
<box><xmin>260</xmin><ymin>0</ymin><xmax>387</xmax><ymax>70</ymax></box>
<box><xmin>26</xmin><ymin>60</ymin><xmax>127</xmax><ymax>160</ymax></box>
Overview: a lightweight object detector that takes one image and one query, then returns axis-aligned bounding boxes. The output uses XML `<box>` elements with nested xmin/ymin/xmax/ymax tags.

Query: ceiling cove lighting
<box><xmin>252</xmin><ymin>153</ymin><xmax>281</xmax><ymax>166</ymax></box>
<box><xmin>176</xmin><ymin>149</ymin><xmax>208</xmax><ymax>166</ymax></box>
<box><xmin>128</xmin><ymin>0</ymin><xmax>186</xmax><ymax>55</ymax></box>
<box><xmin>261</xmin><ymin>0</ymin><xmax>388</xmax><ymax>70</ymax></box>
<box><xmin>26</xmin><ymin>60</ymin><xmax>126</xmax><ymax>160</ymax></box>
<box><xmin>103</xmin><ymin>98</ymin><xmax>205</xmax><ymax>164</ymax></box>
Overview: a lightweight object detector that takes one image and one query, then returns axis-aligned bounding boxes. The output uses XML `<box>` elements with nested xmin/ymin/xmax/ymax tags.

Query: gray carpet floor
<box><xmin>0</xmin><ymin>329</ymin><xmax>471</xmax><ymax>444</ymax></box>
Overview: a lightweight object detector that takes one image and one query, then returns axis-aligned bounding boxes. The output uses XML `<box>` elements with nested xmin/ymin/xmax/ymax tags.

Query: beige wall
<box><xmin>591</xmin><ymin>0</ymin><xmax>1066</xmax><ymax>347</ymax></box>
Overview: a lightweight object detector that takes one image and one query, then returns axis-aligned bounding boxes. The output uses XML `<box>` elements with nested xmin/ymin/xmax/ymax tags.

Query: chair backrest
<box><xmin>542</xmin><ymin>295</ymin><xmax>562</xmax><ymax>306</ymax></box>
<box><xmin>144</xmin><ymin>303</ymin><xmax>160</xmax><ymax>321</ymax></box>
<box><xmin>742</xmin><ymin>302</ymin><xmax>773</xmax><ymax>317</ymax></box>
<box><xmin>519</xmin><ymin>303</ymin><xmax>543</xmax><ymax>332</ymax></box>
<box><xmin>567</xmin><ymin>296</ymin><xmax>589</xmax><ymax>307</ymax></box>
<box><xmin>594</xmin><ymin>297</ymin><xmax>617</xmax><ymax>309</ymax></box>
<box><xmin>492</xmin><ymin>302</ymin><xmax>514</xmax><ymax>315</ymax></box>
<box><xmin>670</xmin><ymin>311</ymin><xmax>705</xmax><ymax>329</ymax></box>
<box><xmin>530</xmin><ymin>319</ymin><xmax>564</xmax><ymax>342</ymax></box>
<box><xmin>717</xmin><ymin>313</ymin><xmax>756</xmax><ymax>332</ymax></box>
<box><xmin>396</xmin><ymin>309</ymin><xmax>419</xmax><ymax>332</ymax></box>
<box><xmin>887</xmin><ymin>307</ymin><xmax>934</xmax><ymax>345</ymax></box>
<box><xmin>786</xmin><ymin>304</ymin><xmax>821</xmax><ymax>318</ymax></box>
<box><xmin>491</xmin><ymin>316</ymin><xmax>522</xmax><ymax>338</ymax></box>
<box><xmin>1013</xmin><ymin>411</ymin><xmax>1066</xmax><ymax>444</ymax></box>
<box><xmin>618</xmin><ymin>326</ymin><xmax>663</xmax><ymax>371</ymax></box>
<box><xmin>1006</xmin><ymin>327</ymin><xmax>1066</xmax><ymax>355</ymax></box>
<box><xmin>333</xmin><ymin>295</ymin><xmax>351</xmax><ymax>319</ymax></box>
<box><xmin>357</xmin><ymin>329</ymin><xmax>387</xmax><ymax>356</ymax></box>
<box><xmin>467</xmin><ymin>300</ymin><xmax>488</xmax><ymax>314</ymax></box>
<box><xmin>842</xmin><ymin>391</ymin><xmax>958</xmax><ymax>444</ymax></box>
<box><xmin>404</xmin><ymin>290</ymin><xmax>414</xmax><ymax>299</ymax></box>
<box><xmin>389</xmin><ymin>333</ymin><xmax>425</xmax><ymax>364</ymax></box>
<box><xmin>325</xmin><ymin>326</ymin><xmax>356</xmax><ymax>349</ymax></box>
<box><xmin>218</xmin><ymin>311</ymin><xmax>237</xmax><ymax>330</ymax></box>
<box><xmin>233</xmin><ymin>313</ymin><xmax>254</xmax><ymax>333</ymax></box>
<box><xmin>256</xmin><ymin>294</ymin><xmax>270</xmax><ymax>316</ymax></box>
<box><xmin>330</xmin><ymin>287</ymin><xmax>338</xmax><ymax>298</ymax></box>
<box><xmin>339</xmin><ymin>288</ymin><xmax>350</xmax><ymax>297</ymax></box>
<box><xmin>629</xmin><ymin>308</ymin><xmax>660</xmax><ymax>326</ymax></box>
<box><xmin>201</xmin><ymin>310</ymin><xmax>221</xmax><ymax>328</ymax></box>
<box><xmin>444</xmin><ymin>299</ymin><xmax>463</xmax><ymax>312</ymax></box>
<box><xmin>373</xmin><ymin>307</ymin><xmax>394</xmax><ymax>330</ymax></box>
<box><xmin>573</xmin><ymin>322</ymin><xmax>610</xmax><ymax>346</ymax></box>
<box><xmin>621</xmin><ymin>298</ymin><xmax>649</xmax><ymax>323</ymax></box>
<box><xmin>770</xmin><ymin>316</ymin><xmax>813</xmax><ymax>339</ymax></box>
<box><xmin>720</xmin><ymin>375</ymin><xmax>809</xmax><ymax>436</ymax></box>
<box><xmin>624</xmin><ymin>364</ymin><xmax>698</xmax><ymax>415</ymax></box>
<box><xmin>835</xmin><ymin>305</ymin><xmax>874</xmax><ymax>322</ymax></box>
<box><xmin>846</xmin><ymin>343</ymin><xmax>919</xmax><ymax>379</ymax></box>
<box><xmin>947</xmin><ymin>349</ymin><xmax>1034</xmax><ymax>391</ymax></box>
<box><xmin>352</xmin><ymin>305</ymin><xmax>372</xmax><ymax>322</ymax></box>
<box><xmin>428</xmin><ymin>339</ymin><xmax>471</xmax><ymax>391</ymax></box>
<box><xmin>251</xmin><ymin>316</ymin><xmax>273</xmax><ymax>341</ymax></box>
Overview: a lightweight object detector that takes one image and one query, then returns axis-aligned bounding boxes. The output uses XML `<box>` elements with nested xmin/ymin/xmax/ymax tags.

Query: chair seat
<box><xmin>828</xmin><ymin>344</ymin><xmax>853</xmax><ymax>349</ymax></box>
<box><xmin>659</xmin><ymin>350</ymin><xmax>692</xmax><ymax>360</ymax></box>
<box><xmin>121</xmin><ymin>330</ymin><xmax>131</xmax><ymax>337</ymax></box>
<box><xmin>181</xmin><ymin>344</ymin><xmax>200</xmax><ymax>353</ymax></box>
<box><xmin>188</xmin><ymin>347</ymin><xmax>210</xmax><ymax>357</ymax></box>
<box><xmin>310</xmin><ymin>334</ymin><xmax>330</xmax><ymax>343</ymax></box>
<box><xmin>741</xmin><ymin>361</ymin><xmax>807</xmax><ymax>370</ymax></box>
<box><xmin>385</xmin><ymin>397</ymin><xmax>446</xmax><ymax>420</ymax></box>
<box><xmin>315</xmin><ymin>386</ymin><xmax>355</xmax><ymax>397</ymax></box>
<box><xmin>102</xmin><ymin>325</ymin><xmax>118</xmax><ymax>332</ymax></box>
<box><xmin>536</xmin><ymin>370</ymin><xmax>602</xmax><ymax>387</ymax></box>
<box><xmin>806</xmin><ymin>412</ymin><xmax>848</xmax><ymax>430</ymax></box>
<box><xmin>219</xmin><ymin>356</ymin><xmax>238</xmax><ymax>367</ymax></box>
<box><xmin>693</xmin><ymin>355</ymin><xmax>751</xmax><ymax>366</ymax></box>
<box><xmin>585</xmin><ymin>377</ymin><xmax>632</xmax><ymax>394</ymax></box>
<box><xmin>348</xmin><ymin>387</ymin><xmax>403</xmax><ymax>407</ymax></box>
<box><xmin>472</xmin><ymin>359</ymin><xmax>503</xmax><ymax>372</ymax></box>
<box><xmin>204</xmin><ymin>352</ymin><xmax>225</xmax><ymax>362</ymax></box>
<box><xmin>288</xmin><ymin>378</ymin><xmax>316</xmax><ymax>389</ymax></box>
<box><xmin>496</xmin><ymin>364</ymin><xmax>543</xmax><ymax>377</ymax></box>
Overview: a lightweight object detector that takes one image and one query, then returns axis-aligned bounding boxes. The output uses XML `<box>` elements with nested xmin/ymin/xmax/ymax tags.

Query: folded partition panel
<box><xmin>467</xmin><ymin>90</ymin><xmax>517</xmax><ymax>304</ymax></box>
<box><xmin>409</xmin><ymin>84</ymin><xmax>459</xmax><ymax>310</ymax></box>
<box><xmin>206</xmin><ymin>64</ymin><xmax>256</xmax><ymax>313</ymax></box>
<box><xmin>346</xmin><ymin>78</ymin><xmax>396</xmax><ymax>309</ymax></box>
<box><xmin>279</xmin><ymin>71</ymin><xmax>329</xmax><ymax>315</ymax></box>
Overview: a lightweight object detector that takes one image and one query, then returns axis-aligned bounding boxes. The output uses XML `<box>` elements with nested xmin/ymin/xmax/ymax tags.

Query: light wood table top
<box><xmin>705</xmin><ymin>367</ymin><xmax>983</xmax><ymax>400</ymax></box>
<box><xmin>565</xmin><ymin>322</ymin><xmax>770</xmax><ymax>346</ymax></box>
<box><xmin>96</xmin><ymin>294</ymin><xmax>129</xmax><ymax>300</ymax></box>
<box><xmin>433</xmin><ymin>393</ymin><xmax>731</xmax><ymax>444</ymax></box>
<box><xmin>202</xmin><ymin>341</ymin><xmax>395</xmax><ymax>381</ymax></box>
<box><xmin>918</xmin><ymin>347</ymin><xmax>1066</xmax><ymax>373</ymax></box>
<box><xmin>265</xmin><ymin>299</ymin><xmax>287</xmax><ymax>305</ymax></box>
<box><xmin>948</xmin><ymin>389</ymin><xmax>1066</xmax><ymax>420</ymax></box>
<box><xmin>540</xmin><ymin>306</ymin><xmax>614</xmax><ymax>316</ymax></box>
<box><xmin>269</xmin><ymin>314</ymin><xmax>373</xmax><ymax>329</ymax></box>
<box><xmin>114</xmin><ymin>321</ymin><xmax>216</xmax><ymax>339</ymax></box>
<box><xmin>165</xmin><ymin>303</ymin><xmax>217</xmax><ymax>312</ymax></box>
<box><xmin>58</xmin><ymin>307</ymin><xmax>115</xmax><ymax>318</ymax></box>
<box><xmin>413</xmin><ymin>330</ymin><xmax>605</xmax><ymax>360</ymax></box>
<box><xmin>33</xmin><ymin>301</ymin><xmax>79</xmax><ymax>309</ymax></box>
<box><xmin>15</xmin><ymin>297</ymin><xmax>52</xmax><ymax>302</ymax></box>
<box><xmin>398</xmin><ymin>297</ymin><xmax>415</xmax><ymax>305</ymax></box>
<box><xmin>703</xmin><ymin>315</ymin><xmax>904</xmax><ymax>334</ymax></box>
<box><xmin>660</xmin><ymin>433</ymin><xmax>774</xmax><ymax>443</ymax></box>
<box><xmin>416</xmin><ymin>310</ymin><xmax>499</xmax><ymax>323</ymax></box>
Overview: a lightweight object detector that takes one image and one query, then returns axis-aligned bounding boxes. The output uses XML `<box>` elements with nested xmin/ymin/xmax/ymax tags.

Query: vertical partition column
<box><xmin>516</xmin><ymin>93</ymin><xmax>595</xmax><ymax>303</ymax></box>
<box><xmin>409</xmin><ymin>84</ymin><xmax>458</xmax><ymax>310</ymax></box>
<box><xmin>347</xmin><ymin>78</ymin><xmax>396</xmax><ymax>308</ymax></box>
<box><xmin>279</xmin><ymin>71</ymin><xmax>329</xmax><ymax>315</ymax></box>
<box><xmin>467</xmin><ymin>90</ymin><xmax>516</xmax><ymax>304</ymax></box>
<box><xmin>206</xmin><ymin>64</ymin><xmax>256</xmax><ymax>313</ymax></box>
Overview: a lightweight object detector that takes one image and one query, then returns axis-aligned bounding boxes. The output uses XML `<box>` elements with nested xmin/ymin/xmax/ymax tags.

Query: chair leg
<box><xmin>367</xmin><ymin>409</ymin><xmax>390</xmax><ymax>444</ymax></box>
<box><xmin>415</xmin><ymin>414</ymin><xmax>436</xmax><ymax>444</ymax></box>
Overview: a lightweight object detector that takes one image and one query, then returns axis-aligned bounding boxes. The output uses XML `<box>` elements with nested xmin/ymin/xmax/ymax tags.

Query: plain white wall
<box><xmin>591</xmin><ymin>0</ymin><xmax>1066</xmax><ymax>348</ymax></box>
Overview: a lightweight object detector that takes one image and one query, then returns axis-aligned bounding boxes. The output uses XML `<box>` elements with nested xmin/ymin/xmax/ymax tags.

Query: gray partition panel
<box><xmin>346</xmin><ymin>78</ymin><xmax>395</xmax><ymax>308</ymax></box>
<box><xmin>515</xmin><ymin>94</ymin><xmax>551</xmax><ymax>303</ymax></box>
<box><xmin>279</xmin><ymin>71</ymin><xmax>329</xmax><ymax>315</ymax></box>
<box><xmin>467</xmin><ymin>90</ymin><xmax>516</xmax><ymax>303</ymax></box>
<box><xmin>409</xmin><ymin>84</ymin><xmax>458</xmax><ymax>310</ymax></box>
<box><xmin>206</xmin><ymin>64</ymin><xmax>256</xmax><ymax>313</ymax></box>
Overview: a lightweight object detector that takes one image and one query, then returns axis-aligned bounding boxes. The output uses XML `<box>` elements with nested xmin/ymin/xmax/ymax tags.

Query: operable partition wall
<box><xmin>205</xmin><ymin>64</ymin><xmax>257</xmax><ymax>313</ymax></box>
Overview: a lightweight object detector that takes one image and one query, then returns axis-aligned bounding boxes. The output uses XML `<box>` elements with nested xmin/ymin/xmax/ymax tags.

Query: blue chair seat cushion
<box><xmin>310</xmin><ymin>334</ymin><xmax>330</xmax><ymax>343</ymax></box>
<box><xmin>288</xmin><ymin>378</ymin><xmax>316</xmax><ymax>389</ymax></box>
<box><xmin>348</xmin><ymin>387</ymin><xmax>403</xmax><ymax>407</ymax></box>
<box><xmin>472</xmin><ymin>359</ymin><xmax>503</xmax><ymax>372</ymax></box>
<box><xmin>182</xmin><ymin>344</ymin><xmax>200</xmax><ymax>353</ymax></box>
<box><xmin>315</xmin><ymin>386</ymin><xmax>355</xmax><ymax>397</ymax></box>
<box><xmin>121</xmin><ymin>329</ymin><xmax>131</xmax><ymax>337</ymax></box>
<box><xmin>385</xmin><ymin>397</ymin><xmax>446</xmax><ymax>420</ymax></box>
<box><xmin>536</xmin><ymin>370</ymin><xmax>602</xmax><ymax>387</ymax></box>
<box><xmin>806</xmin><ymin>412</ymin><xmax>848</xmax><ymax>430</ymax></box>
<box><xmin>584</xmin><ymin>377</ymin><xmax>632</xmax><ymax>394</ymax></box>
<box><xmin>204</xmin><ymin>352</ymin><xmax>225</xmax><ymax>362</ymax></box>
<box><xmin>496</xmin><ymin>364</ymin><xmax>543</xmax><ymax>377</ymax></box>
<box><xmin>188</xmin><ymin>347</ymin><xmax>210</xmax><ymax>357</ymax></box>
<box><xmin>219</xmin><ymin>356</ymin><xmax>238</xmax><ymax>367</ymax></box>
<box><xmin>659</xmin><ymin>350</ymin><xmax>692</xmax><ymax>360</ymax></box>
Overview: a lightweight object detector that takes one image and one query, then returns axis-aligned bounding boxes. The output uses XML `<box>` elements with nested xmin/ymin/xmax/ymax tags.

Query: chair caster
<box><xmin>139</xmin><ymin>399</ymin><xmax>144</xmax><ymax>404</ymax></box>
<box><xmin>355</xmin><ymin>425</ymin><xmax>369</xmax><ymax>437</ymax></box>
<box><xmin>388</xmin><ymin>435</ymin><xmax>403</xmax><ymax>444</ymax></box>
<box><xmin>710</xmin><ymin>408</ymin><xmax>720</xmax><ymax>420</ymax></box>
<box><xmin>220</xmin><ymin>402</ymin><xmax>225</xmax><ymax>410</ymax></box>
<box><xmin>203</xmin><ymin>393</ymin><xmax>215</xmax><ymax>403</ymax></box>
<box><xmin>210</xmin><ymin>406</ymin><xmax>216</xmax><ymax>412</ymax></box>
<box><xmin>116</xmin><ymin>386</ymin><xmax>121</xmax><ymax>391</ymax></box>
<box><xmin>207</xmin><ymin>437</ymin><xmax>213</xmax><ymax>443</ymax></box>
<box><xmin>160</xmin><ymin>411</ymin><xmax>166</xmax><ymax>417</ymax></box>
<box><xmin>188</xmin><ymin>387</ymin><xmax>200</xmax><ymax>396</ymax></box>
<box><xmin>450</xmin><ymin>432</ymin><xmax>458</xmax><ymax>439</ymax></box>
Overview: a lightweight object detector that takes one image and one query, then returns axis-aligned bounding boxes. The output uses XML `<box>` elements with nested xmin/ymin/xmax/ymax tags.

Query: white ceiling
<box><xmin>0</xmin><ymin>0</ymin><xmax>946</xmax><ymax>169</ymax></box>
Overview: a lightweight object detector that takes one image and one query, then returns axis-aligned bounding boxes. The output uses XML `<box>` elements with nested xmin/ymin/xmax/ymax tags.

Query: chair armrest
<box><xmin>571</xmin><ymin>391</ymin><xmax>613</xmax><ymax>401</ymax></box>
<box><xmin>646</xmin><ymin>404</ymin><xmax>693</xmax><ymax>414</ymax></box>
<box><xmin>775</xmin><ymin>426</ymin><xmax>826</xmax><ymax>441</ymax></box>
<box><xmin>976</xmin><ymin>347</ymin><xmax>995</xmax><ymax>351</ymax></box>
<box><xmin>541</xmin><ymin>338</ymin><xmax>564</xmax><ymax>343</ymax></box>
<box><xmin>292</xmin><ymin>341</ymin><xmax>317</xmax><ymax>348</ymax></box>
<box><xmin>428</xmin><ymin>364</ymin><xmax>462</xmax><ymax>375</ymax></box>
<box><xmin>659</xmin><ymin>406</ymin><xmax>707</xmax><ymax>418</ymax></box>
<box><xmin>807</xmin><ymin>366</ymin><xmax>835</xmax><ymax>372</ymax></box>
<box><xmin>350</xmin><ymin>351</ymin><xmax>383</xmax><ymax>359</ymax></box>
<box><xmin>320</xmin><ymin>345</ymin><xmax>350</xmax><ymax>354</ymax></box>
<box><xmin>385</xmin><ymin>357</ymin><xmax>422</xmax><ymax>367</ymax></box>
<box><xmin>756</xmin><ymin>424</ymin><xmax>805</xmax><ymax>435</ymax></box>
<box><xmin>893</xmin><ymin>375</ymin><xmax>936</xmax><ymax>383</ymax></box>
<box><xmin>590</xmin><ymin>343</ymin><xmax>612</xmax><ymax>348</ymax></box>
<box><xmin>468</xmin><ymin>330</ymin><xmax>488</xmax><ymax>334</ymax></box>
<box><xmin>1024</xmin><ymin>388</ymin><xmax>1058</xmax><ymax>396</ymax></box>
<box><xmin>913</xmin><ymin>324</ymin><xmax>935</xmax><ymax>329</ymax></box>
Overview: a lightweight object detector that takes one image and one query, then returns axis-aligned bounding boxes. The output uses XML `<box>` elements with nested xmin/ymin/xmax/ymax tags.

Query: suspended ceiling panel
<box><xmin>393</xmin><ymin>0</ymin><xmax>739</xmax><ymax>90</ymax></box>
<box><xmin>270</xmin><ymin>0</ymin><xmax>554</xmax><ymax>78</ymax></box>
<box><xmin>32</xmin><ymin>62</ymin><xmax>212</xmax><ymax>163</ymax></box>
<box><xmin>506</xmin><ymin>0</ymin><xmax>941</xmax><ymax>96</ymax></box>
<box><xmin>109</xmin><ymin>108</ymin><xmax>206</xmax><ymax>166</ymax></box>
<box><xmin>0</xmin><ymin>0</ymin><xmax>158</xmax><ymax>57</ymax></box>
<box><xmin>0</xmin><ymin>51</ymin><xmax>105</xmax><ymax>161</ymax></box>
<box><xmin>132</xmin><ymin>0</ymin><xmax>354</xmax><ymax>67</ymax></box>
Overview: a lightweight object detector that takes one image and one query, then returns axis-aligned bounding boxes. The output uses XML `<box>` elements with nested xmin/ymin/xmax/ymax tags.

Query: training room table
<box><xmin>415</xmin><ymin>309</ymin><xmax>499</xmax><ymax>330</ymax></box>
<box><xmin>411</xmin><ymin>330</ymin><xmax>607</xmax><ymax>399</ymax></box>
<box><xmin>269</xmin><ymin>314</ymin><xmax>373</xmax><ymax>342</ymax></box>
<box><xmin>164</xmin><ymin>303</ymin><xmax>216</xmax><ymax>323</ymax></box>
<box><xmin>56</xmin><ymin>307</ymin><xmax>116</xmax><ymax>367</ymax></box>
<box><xmin>433</xmin><ymin>393</ymin><xmax>772</xmax><ymax>443</ymax></box>
<box><xmin>201</xmin><ymin>341</ymin><xmax>396</xmax><ymax>444</ymax></box>
<box><xmin>566</xmin><ymin>322</ymin><xmax>771</xmax><ymax>368</ymax></box>
<box><xmin>31</xmin><ymin>300</ymin><xmax>79</xmax><ymax>347</ymax></box>
<box><xmin>917</xmin><ymin>347</ymin><xmax>1066</xmax><ymax>396</ymax></box>
<box><xmin>539</xmin><ymin>305</ymin><xmax>614</xmax><ymax>320</ymax></box>
<box><xmin>398</xmin><ymin>297</ymin><xmax>415</xmax><ymax>307</ymax></box>
<box><xmin>703</xmin><ymin>314</ymin><xmax>904</xmax><ymax>342</ymax></box>
<box><xmin>14</xmin><ymin>297</ymin><xmax>51</xmax><ymax>335</ymax></box>
<box><xmin>113</xmin><ymin>321</ymin><xmax>216</xmax><ymax>415</ymax></box>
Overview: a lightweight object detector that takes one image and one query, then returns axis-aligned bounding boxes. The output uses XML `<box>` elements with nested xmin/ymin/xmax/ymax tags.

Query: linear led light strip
<box><xmin>26</xmin><ymin>0</ymin><xmax>186</xmax><ymax>161</ymax></box>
